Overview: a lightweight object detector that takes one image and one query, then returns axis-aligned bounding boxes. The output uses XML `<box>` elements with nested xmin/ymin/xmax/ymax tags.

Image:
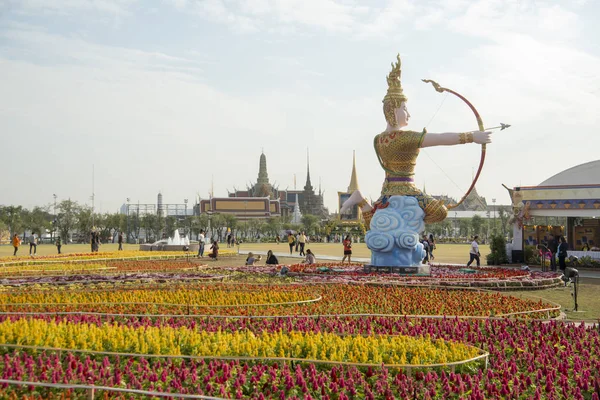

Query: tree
<box><xmin>498</xmin><ymin>206</ymin><xmax>510</xmax><ymax>239</ymax></box>
<box><xmin>165</xmin><ymin>216</ymin><xmax>177</xmax><ymax>238</ymax></box>
<box><xmin>141</xmin><ymin>213</ymin><xmax>164</xmax><ymax>242</ymax></box>
<box><xmin>323</xmin><ymin>219</ymin><xmax>340</xmax><ymax>236</ymax></box>
<box><xmin>459</xmin><ymin>219</ymin><xmax>471</xmax><ymax>238</ymax></box>
<box><xmin>223</xmin><ymin>214</ymin><xmax>238</xmax><ymax>236</ymax></box>
<box><xmin>0</xmin><ymin>206</ymin><xmax>24</xmax><ymax>237</ymax></box>
<box><xmin>301</xmin><ymin>215</ymin><xmax>320</xmax><ymax>236</ymax></box>
<box><xmin>209</xmin><ymin>214</ymin><xmax>226</xmax><ymax>241</ymax></box>
<box><xmin>22</xmin><ymin>206</ymin><xmax>52</xmax><ymax>238</ymax></box>
<box><xmin>56</xmin><ymin>200</ymin><xmax>79</xmax><ymax>242</ymax></box>
<box><xmin>247</xmin><ymin>219</ymin><xmax>265</xmax><ymax>239</ymax></box>
<box><xmin>106</xmin><ymin>213</ymin><xmax>126</xmax><ymax>242</ymax></box>
<box><xmin>471</xmin><ymin>215</ymin><xmax>484</xmax><ymax>237</ymax></box>
<box><xmin>76</xmin><ymin>206</ymin><xmax>94</xmax><ymax>241</ymax></box>
<box><xmin>193</xmin><ymin>214</ymin><xmax>209</xmax><ymax>238</ymax></box>
<box><xmin>264</xmin><ymin>217</ymin><xmax>283</xmax><ymax>237</ymax></box>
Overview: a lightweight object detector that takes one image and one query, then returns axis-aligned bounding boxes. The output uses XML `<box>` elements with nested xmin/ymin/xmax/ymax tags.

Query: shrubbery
<box><xmin>486</xmin><ymin>235</ymin><xmax>509</xmax><ymax>265</ymax></box>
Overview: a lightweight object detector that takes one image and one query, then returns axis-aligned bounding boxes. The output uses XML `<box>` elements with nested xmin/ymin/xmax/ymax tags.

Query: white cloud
<box><xmin>7</xmin><ymin>0</ymin><xmax>137</xmax><ymax>16</ymax></box>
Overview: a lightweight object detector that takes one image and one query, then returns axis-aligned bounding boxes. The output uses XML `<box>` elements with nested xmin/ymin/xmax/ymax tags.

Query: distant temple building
<box><xmin>197</xmin><ymin>152</ymin><xmax>328</xmax><ymax>221</ymax></box>
<box><xmin>338</xmin><ymin>151</ymin><xmax>361</xmax><ymax>221</ymax></box>
<box><xmin>430</xmin><ymin>186</ymin><xmax>488</xmax><ymax>212</ymax></box>
<box><xmin>225</xmin><ymin>152</ymin><xmax>329</xmax><ymax>220</ymax></box>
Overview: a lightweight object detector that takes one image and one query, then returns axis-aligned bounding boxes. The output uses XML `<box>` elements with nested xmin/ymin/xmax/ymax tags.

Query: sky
<box><xmin>1</xmin><ymin>0</ymin><xmax>599</xmax><ymax>214</ymax></box>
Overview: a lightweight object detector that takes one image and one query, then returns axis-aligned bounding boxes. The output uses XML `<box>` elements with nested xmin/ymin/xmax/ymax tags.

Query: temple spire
<box><xmin>304</xmin><ymin>148</ymin><xmax>313</xmax><ymax>191</ymax></box>
<box><xmin>347</xmin><ymin>150</ymin><xmax>359</xmax><ymax>192</ymax></box>
<box><xmin>257</xmin><ymin>152</ymin><xmax>269</xmax><ymax>185</ymax></box>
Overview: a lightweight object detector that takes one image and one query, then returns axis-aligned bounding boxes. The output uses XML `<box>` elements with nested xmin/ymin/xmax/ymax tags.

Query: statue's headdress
<box><xmin>383</xmin><ymin>54</ymin><xmax>407</xmax><ymax>126</ymax></box>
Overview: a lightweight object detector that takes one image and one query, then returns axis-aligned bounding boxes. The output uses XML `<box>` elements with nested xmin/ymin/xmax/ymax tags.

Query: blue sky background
<box><xmin>1</xmin><ymin>0</ymin><xmax>599</xmax><ymax>213</ymax></box>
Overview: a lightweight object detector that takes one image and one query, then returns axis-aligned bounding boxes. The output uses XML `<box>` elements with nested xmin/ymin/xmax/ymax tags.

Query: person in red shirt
<box><xmin>342</xmin><ymin>235</ymin><xmax>352</xmax><ymax>264</ymax></box>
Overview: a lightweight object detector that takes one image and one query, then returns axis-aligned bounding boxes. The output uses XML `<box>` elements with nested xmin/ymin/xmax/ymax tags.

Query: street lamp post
<box><xmin>244</xmin><ymin>200</ymin><xmax>248</xmax><ymax>239</ymax></box>
<box><xmin>492</xmin><ymin>198</ymin><xmax>497</xmax><ymax>235</ymax></box>
<box><xmin>53</xmin><ymin>194</ymin><xmax>57</xmax><ymax>240</ymax></box>
<box><xmin>126</xmin><ymin>198</ymin><xmax>130</xmax><ymax>244</ymax></box>
<box><xmin>184</xmin><ymin>199</ymin><xmax>188</xmax><ymax>238</ymax></box>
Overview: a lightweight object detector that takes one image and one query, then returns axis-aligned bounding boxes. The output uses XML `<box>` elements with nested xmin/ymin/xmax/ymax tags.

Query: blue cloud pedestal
<box><xmin>364</xmin><ymin>196</ymin><xmax>428</xmax><ymax>274</ymax></box>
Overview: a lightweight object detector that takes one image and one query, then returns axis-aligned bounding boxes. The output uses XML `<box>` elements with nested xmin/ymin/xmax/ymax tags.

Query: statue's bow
<box><xmin>422</xmin><ymin>79</ymin><xmax>485</xmax><ymax>210</ymax></box>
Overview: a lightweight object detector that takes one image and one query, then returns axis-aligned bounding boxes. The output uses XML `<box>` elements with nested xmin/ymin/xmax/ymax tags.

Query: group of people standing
<box><xmin>421</xmin><ymin>234</ymin><xmax>436</xmax><ymax>264</ymax></box>
<box><xmin>11</xmin><ymin>233</ymin><xmax>40</xmax><ymax>256</ymax></box>
<box><xmin>196</xmin><ymin>229</ymin><xmax>220</xmax><ymax>260</ymax></box>
<box><xmin>287</xmin><ymin>232</ymin><xmax>308</xmax><ymax>256</ymax></box>
<box><xmin>545</xmin><ymin>235</ymin><xmax>570</xmax><ymax>272</ymax></box>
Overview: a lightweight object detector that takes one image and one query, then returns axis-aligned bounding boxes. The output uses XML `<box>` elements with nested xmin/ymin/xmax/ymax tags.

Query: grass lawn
<box><xmin>512</xmin><ymin>283</ymin><xmax>600</xmax><ymax>322</ymax></box>
<box><xmin>0</xmin><ymin>243</ymin><xmax>140</xmax><ymax>258</ymax></box>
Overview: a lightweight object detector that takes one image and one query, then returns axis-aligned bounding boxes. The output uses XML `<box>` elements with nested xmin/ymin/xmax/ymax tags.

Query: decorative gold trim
<box><xmin>382</xmin><ymin>54</ymin><xmax>408</xmax><ymax>126</ymax></box>
<box><xmin>459</xmin><ymin>132</ymin><xmax>467</xmax><ymax>144</ymax></box>
<box><xmin>466</xmin><ymin>132</ymin><xmax>474</xmax><ymax>143</ymax></box>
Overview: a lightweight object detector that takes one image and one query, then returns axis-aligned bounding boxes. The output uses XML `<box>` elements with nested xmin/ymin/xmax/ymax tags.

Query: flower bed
<box><xmin>0</xmin><ymin>250</ymin><xmax>236</xmax><ymax>268</ymax></box>
<box><xmin>0</xmin><ymin>318</ymin><xmax>597</xmax><ymax>398</ymax></box>
<box><xmin>0</xmin><ymin>283</ymin><xmax>559</xmax><ymax>318</ymax></box>
<box><xmin>232</xmin><ymin>263</ymin><xmax>563</xmax><ymax>290</ymax></box>
<box><xmin>0</xmin><ymin>318</ymin><xmax>482</xmax><ymax>366</ymax></box>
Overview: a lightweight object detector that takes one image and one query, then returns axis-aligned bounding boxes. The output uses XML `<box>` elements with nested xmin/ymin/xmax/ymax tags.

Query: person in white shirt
<box><xmin>467</xmin><ymin>235</ymin><xmax>480</xmax><ymax>267</ymax></box>
<box><xmin>197</xmin><ymin>230</ymin><xmax>205</xmax><ymax>257</ymax></box>
<box><xmin>298</xmin><ymin>232</ymin><xmax>307</xmax><ymax>256</ymax></box>
<box><xmin>28</xmin><ymin>234</ymin><xmax>37</xmax><ymax>256</ymax></box>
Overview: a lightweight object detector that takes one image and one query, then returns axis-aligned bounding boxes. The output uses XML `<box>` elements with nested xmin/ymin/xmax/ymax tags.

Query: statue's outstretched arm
<box><xmin>421</xmin><ymin>131</ymin><xmax>491</xmax><ymax>148</ymax></box>
<box><xmin>340</xmin><ymin>190</ymin><xmax>373</xmax><ymax>213</ymax></box>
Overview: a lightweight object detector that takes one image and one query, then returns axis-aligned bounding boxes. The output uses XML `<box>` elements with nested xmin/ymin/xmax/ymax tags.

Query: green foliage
<box><xmin>459</xmin><ymin>219</ymin><xmax>471</xmax><ymax>237</ymax></box>
<box><xmin>165</xmin><ymin>216</ymin><xmax>177</xmax><ymax>238</ymax></box>
<box><xmin>524</xmin><ymin>245</ymin><xmax>538</xmax><ymax>265</ymax></box>
<box><xmin>0</xmin><ymin>205</ymin><xmax>24</xmax><ymax>236</ymax></box>
<box><xmin>301</xmin><ymin>215</ymin><xmax>320</xmax><ymax>235</ymax></box>
<box><xmin>486</xmin><ymin>234</ymin><xmax>509</xmax><ymax>265</ymax></box>
<box><xmin>471</xmin><ymin>215</ymin><xmax>484</xmax><ymax>237</ymax></box>
<box><xmin>56</xmin><ymin>200</ymin><xmax>79</xmax><ymax>242</ymax></box>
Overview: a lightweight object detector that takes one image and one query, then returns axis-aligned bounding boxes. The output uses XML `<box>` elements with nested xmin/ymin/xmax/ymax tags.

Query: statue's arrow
<box><xmin>484</xmin><ymin>123</ymin><xmax>511</xmax><ymax>131</ymax></box>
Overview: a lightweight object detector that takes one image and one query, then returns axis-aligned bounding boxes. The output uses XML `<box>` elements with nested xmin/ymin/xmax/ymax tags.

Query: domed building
<box><xmin>507</xmin><ymin>160</ymin><xmax>600</xmax><ymax>262</ymax></box>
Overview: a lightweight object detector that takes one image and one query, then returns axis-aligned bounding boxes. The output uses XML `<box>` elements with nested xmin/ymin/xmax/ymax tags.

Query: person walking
<box><xmin>428</xmin><ymin>233</ymin><xmax>436</xmax><ymax>261</ymax></box>
<box><xmin>197</xmin><ymin>229</ymin><xmax>205</xmax><ymax>257</ymax></box>
<box><xmin>294</xmin><ymin>233</ymin><xmax>300</xmax><ymax>252</ymax></box>
<box><xmin>28</xmin><ymin>233</ymin><xmax>37</xmax><ymax>256</ymax></box>
<box><xmin>287</xmin><ymin>233</ymin><xmax>295</xmax><ymax>255</ymax></box>
<box><xmin>117</xmin><ymin>232</ymin><xmax>124</xmax><ymax>251</ymax></box>
<box><xmin>558</xmin><ymin>236</ymin><xmax>568</xmax><ymax>272</ymax></box>
<box><xmin>421</xmin><ymin>235</ymin><xmax>430</xmax><ymax>264</ymax></box>
<box><xmin>12</xmin><ymin>234</ymin><xmax>21</xmax><ymax>256</ymax></box>
<box><xmin>55</xmin><ymin>235</ymin><xmax>62</xmax><ymax>254</ymax></box>
<box><xmin>298</xmin><ymin>232</ymin><xmax>307</xmax><ymax>256</ymax></box>
<box><xmin>342</xmin><ymin>235</ymin><xmax>352</xmax><ymax>264</ymax></box>
<box><xmin>548</xmin><ymin>235</ymin><xmax>558</xmax><ymax>272</ymax></box>
<box><xmin>466</xmin><ymin>235</ymin><xmax>480</xmax><ymax>267</ymax></box>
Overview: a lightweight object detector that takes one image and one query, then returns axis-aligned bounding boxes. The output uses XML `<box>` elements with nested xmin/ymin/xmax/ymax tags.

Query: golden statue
<box><xmin>342</xmin><ymin>54</ymin><xmax>492</xmax><ymax>228</ymax></box>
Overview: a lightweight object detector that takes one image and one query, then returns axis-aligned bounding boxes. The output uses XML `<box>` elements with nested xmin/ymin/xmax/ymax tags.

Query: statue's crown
<box><xmin>383</xmin><ymin>54</ymin><xmax>407</xmax><ymax>105</ymax></box>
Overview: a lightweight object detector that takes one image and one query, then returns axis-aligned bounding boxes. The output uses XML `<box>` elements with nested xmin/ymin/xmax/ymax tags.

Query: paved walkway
<box><xmin>236</xmin><ymin>250</ymin><xmax>600</xmax><ymax>280</ymax></box>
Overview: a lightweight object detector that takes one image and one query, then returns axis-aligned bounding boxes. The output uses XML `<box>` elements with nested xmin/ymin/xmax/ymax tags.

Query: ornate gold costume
<box><xmin>370</xmin><ymin>129</ymin><xmax>448</xmax><ymax>224</ymax></box>
<box><xmin>362</xmin><ymin>54</ymin><xmax>447</xmax><ymax>228</ymax></box>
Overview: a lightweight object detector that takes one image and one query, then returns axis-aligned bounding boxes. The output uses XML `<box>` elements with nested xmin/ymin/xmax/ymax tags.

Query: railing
<box><xmin>0</xmin><ymin>378</ymin><xmax>224</xmax><ymax>399</ymax></box>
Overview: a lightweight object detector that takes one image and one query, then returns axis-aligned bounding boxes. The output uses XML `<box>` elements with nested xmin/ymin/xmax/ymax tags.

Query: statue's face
<box><xmin>394</xmin><ymin>102</ymin><xmax>410</xmax><ymax>127</ymax></box>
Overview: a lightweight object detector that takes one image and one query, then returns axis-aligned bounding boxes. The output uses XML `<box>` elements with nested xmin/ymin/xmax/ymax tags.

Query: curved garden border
<box><xmin>0</xmin><ymin>341</ymin><xmax>489</xmax><ymax>372</ymax></box>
